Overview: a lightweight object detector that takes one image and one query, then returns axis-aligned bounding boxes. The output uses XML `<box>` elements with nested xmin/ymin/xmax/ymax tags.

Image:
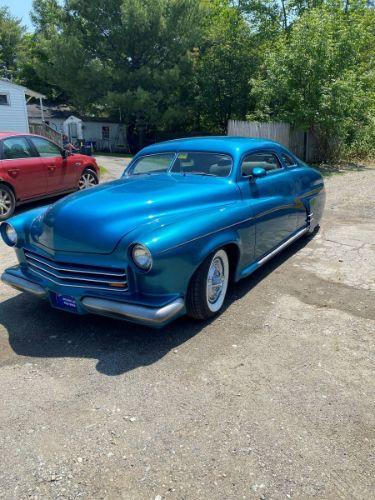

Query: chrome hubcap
<box><xmin>0</xmin><ymin>190</ymin><xmax>12</xmax><ymax>216</ymax></box>
<box><xmin>207</xmin><ymin>256</ymin><xmax>226</xmax><ymax>305</ymax></box>
<box><xmin>79</xmin><ymin>173</ymin><xmax>97</xmax><ymax>190</ymax></box>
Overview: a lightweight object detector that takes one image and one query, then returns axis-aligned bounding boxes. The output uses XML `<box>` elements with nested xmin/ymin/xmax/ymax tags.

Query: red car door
<box><xmin>1</xmin><ymin>136</ymin><xmax>47</xmax><ymax>199</ymax></box>
<box><xmin>29</xmin><ymin>136</ymin><xmax>78</xmax><ymax>193</ymax></box>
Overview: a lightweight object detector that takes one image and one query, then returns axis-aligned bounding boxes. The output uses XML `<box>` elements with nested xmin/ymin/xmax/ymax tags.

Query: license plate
<box><xmin>50</xmin><ymin>292</ymin><xmax>78</xmax><ymax>313</ymax></box>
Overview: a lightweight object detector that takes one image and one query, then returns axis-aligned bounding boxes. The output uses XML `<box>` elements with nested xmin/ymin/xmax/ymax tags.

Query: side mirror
<box><xmin>252</xmin><ymin>167</ymin><xmax>266</xmax><ymax>178</ymax></box>
<box><xmin>61</xmin><ymin>148</ymin><xmax>70</xmax><ymax>159</ymax></box>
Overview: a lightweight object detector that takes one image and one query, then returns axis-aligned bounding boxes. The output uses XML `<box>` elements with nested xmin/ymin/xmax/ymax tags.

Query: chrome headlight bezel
<box><xmin>1</xmin><ymin>222</ymin><xmax>18</xmax><ymax>247</ymax></box>
<box><xmin>131</xmin><ymin>243</ymin><xmax>153</xmax><ymax>271</ymax></box>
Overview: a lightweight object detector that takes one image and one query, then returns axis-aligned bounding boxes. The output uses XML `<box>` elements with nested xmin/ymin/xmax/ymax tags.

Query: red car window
<box><xmin>31</xmin><ymin>137</ymin><xmax>61</xmax><ymax>158</ymax></box>
<box><xmin>3</xmin><ymin>136</ymin><xmax>35</xmax><ymax>160</ymax></box>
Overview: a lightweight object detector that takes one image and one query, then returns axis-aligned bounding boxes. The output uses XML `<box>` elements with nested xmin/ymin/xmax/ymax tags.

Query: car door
<box><xmin>238</xmin><ymin>150</ymin><xmax>299</xmax><ymax>261</ymax></box>
<box><xmin>29</xmin><ymin>136</ymin><xmax>77</xmax><ymax>193</ymax></box>
<box><xmin>0</xmin><ymin>136</ymin><xmax>47</xmax><ymax>199</ymax></box>
<box><xmin>279</xmin><ymin>151</ymin><xmax>309</xmax><ymax>230</ymax></box>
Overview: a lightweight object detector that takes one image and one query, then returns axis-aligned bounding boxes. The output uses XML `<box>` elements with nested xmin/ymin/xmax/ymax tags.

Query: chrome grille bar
<box><xmin>23</xmin><ymin>249</ymin><xmax>128</xmax><ymax>292</ymax></box>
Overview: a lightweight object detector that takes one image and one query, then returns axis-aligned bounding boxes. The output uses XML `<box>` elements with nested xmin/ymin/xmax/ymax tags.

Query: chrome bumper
<box><xmin>81</xmin><ymin>297</ymin><xmax>185</xmax><ymax>326</ymax></box>
<box><xmin>1</xmin><ymin>271</ymin><xmax>47</xmax><ymax>297</ymax></box>
<box><xmin>2</xmin><ymin>271</ymin><xmax>185</xmax><ymax>327</ymax></box>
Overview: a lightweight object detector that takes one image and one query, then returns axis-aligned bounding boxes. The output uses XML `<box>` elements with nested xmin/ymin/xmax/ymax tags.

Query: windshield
<box><xmin>128</xmin><ymin>151</ymin><xmax>232</xmax><ymax>178</ymax></box>
<box><xmin>129</xmin><ymin>153</ymin><xmax>176</xmax><ymax>176</ymax></box>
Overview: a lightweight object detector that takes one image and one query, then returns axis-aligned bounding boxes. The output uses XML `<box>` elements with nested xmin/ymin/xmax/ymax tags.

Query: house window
<box><xmin>0</xmin><ymin>93</ymin><xmax>10</xmax><ymax>106</ymax></box>
<box><xmin>102</xmin><ymin>126</ymin><xmax>110</xmax><ymax>140</ymax></box>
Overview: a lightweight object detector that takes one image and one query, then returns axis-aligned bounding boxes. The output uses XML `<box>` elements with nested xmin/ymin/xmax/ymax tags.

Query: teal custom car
<box><xmin>1</xmin><ymin>137</ymin><xmax>325</xmax><ymax>328</ymax></box>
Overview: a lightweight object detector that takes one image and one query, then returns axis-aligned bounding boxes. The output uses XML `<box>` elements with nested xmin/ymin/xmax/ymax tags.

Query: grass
<box><xmin>95</xmin><ymin>152</ymin><xmax>133</xmax><ymax>159</ymax></box>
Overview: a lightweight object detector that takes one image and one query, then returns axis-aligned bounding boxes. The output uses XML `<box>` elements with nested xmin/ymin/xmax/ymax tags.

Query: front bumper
<box><xmin>1</xmin><ymin>269</ymin><xmax>185</xmax><ymax>328</ymax></box>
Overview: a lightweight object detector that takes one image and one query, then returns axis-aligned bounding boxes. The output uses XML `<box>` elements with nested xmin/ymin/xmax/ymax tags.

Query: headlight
<box><xmin>131</xmin><ymin>243</ymin><xmax>152</xmax><ymax>271</ymax></box>
<box><xmin>1</xmin><ymin>223</ymin><xmax>18</xmax><ymax>247</ymax></box>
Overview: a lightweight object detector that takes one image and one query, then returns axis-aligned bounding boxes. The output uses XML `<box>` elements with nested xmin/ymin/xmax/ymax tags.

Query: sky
<box><xmin>0</xmin><ymin>0</ymin><xmax>34</xmax><ymax>30</ymax></box>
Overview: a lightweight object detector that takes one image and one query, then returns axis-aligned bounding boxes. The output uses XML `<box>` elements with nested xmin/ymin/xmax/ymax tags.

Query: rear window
<box><xmin>281</xmin><ymin>153</ymin><xmax>297</xmax><ymax>167</ymax></box>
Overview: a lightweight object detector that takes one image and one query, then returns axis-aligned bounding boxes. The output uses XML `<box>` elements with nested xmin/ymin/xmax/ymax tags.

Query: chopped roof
<box><xmin>139</xmin><ymin>136</ymin><xmax>286</xmax><ymax>158</ymax></box>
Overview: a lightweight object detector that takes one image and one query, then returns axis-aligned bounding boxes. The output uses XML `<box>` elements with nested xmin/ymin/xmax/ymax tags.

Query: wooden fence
<box><xmin>228</xmin><ymin>120</ymin><xmax>321</xmax><ymax>162</ymax></box>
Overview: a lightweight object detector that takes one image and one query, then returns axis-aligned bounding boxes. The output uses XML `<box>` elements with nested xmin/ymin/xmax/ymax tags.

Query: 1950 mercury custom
<box><xmin>1</xmin><ymin>137</ymin><xmax>325</xmax><ymax>328</ymax></box>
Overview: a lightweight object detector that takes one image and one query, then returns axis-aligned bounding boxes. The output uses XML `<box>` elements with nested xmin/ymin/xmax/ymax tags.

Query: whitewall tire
<box><xmin>187</xmin><ymin>248</ymin><xmax>229</xmax><ymax>320</ymax></box>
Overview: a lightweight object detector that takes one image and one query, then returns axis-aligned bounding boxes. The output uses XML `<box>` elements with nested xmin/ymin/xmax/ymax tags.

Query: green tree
<box><xmin>31</xmin><ymin>0</ymin><xmax>203</xmax><ymax>150</ymax></box>
<box><xmin>192</xmin><ymin>0</ymin><xmax>255</xmax><ymax>132</ymax></box>
<box><xmin>251</xmin><ymin>1</ymin><xmax>375</xmax><ymax>158</ymax></box>
<box><xmin>0</xmin><ymin>7</ymin><xmax>25</xmax><ymax>79</ymax></box>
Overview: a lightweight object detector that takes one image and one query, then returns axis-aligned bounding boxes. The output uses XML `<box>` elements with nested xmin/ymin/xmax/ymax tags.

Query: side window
<box><xmin>241</xmin><ymin>152</ymin><xmax>282</xmax><ymax>176</ymax></box>
<box><xmin>2</xmin><ymin>137</ymin><xmax>34</xmax><ymax>160</ymax></box>
<box><xmin>281</xmin><ymin>153</ymin><xmax>296</xmax><ymax>167</ymax></box>
<box><xmin>31</xmin><ymin>137</ymin><xmax>61</xmax><ymax>158</ymax></box>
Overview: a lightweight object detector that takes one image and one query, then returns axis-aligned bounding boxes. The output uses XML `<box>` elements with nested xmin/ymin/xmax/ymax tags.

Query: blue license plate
<box><xmin>50</xmin><ymin>292</ymin><xmax>78</xmax><ymax>313</ymax></box>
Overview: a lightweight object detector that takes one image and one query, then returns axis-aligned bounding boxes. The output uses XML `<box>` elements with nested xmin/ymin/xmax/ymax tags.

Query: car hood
<box><xmin>30</xmin><ymin>174</ymin><xmax>238</xmax><ymax>254</ymax></box>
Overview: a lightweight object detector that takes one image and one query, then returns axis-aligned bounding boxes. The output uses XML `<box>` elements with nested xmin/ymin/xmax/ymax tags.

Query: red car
<box><xmin>0</xmin><ymin>132</ymin><xmax>100</xmax><ymax>220</ymax></box>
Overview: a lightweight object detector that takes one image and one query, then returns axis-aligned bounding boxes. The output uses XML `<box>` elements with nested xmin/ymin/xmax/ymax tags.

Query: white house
<box><xmin>0</xmin><ymin>79</ymin><xmax>46</xmax><ymax>133</ymax></box>
<box><xmin>27</xmin><ymin>102</ymin><xmax>128</xmax><ymax>152</ymax></box>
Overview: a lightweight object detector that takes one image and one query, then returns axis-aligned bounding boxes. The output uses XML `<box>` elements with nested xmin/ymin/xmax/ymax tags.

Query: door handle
<box><xmin>47</xmin><ymin>165</ymin><xmax>56</xmax><ymax>172</ymax></box>
<box><xmin>7</xmin><ymin>168</ymin><xmax>20</xmax><ymax>178</ymax></box>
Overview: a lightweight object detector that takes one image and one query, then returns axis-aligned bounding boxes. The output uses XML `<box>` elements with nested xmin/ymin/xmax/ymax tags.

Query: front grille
<box><xmin>24</xmin><ymin>249</ymin><xmax>128</xmax><ymax>292</ymax></box>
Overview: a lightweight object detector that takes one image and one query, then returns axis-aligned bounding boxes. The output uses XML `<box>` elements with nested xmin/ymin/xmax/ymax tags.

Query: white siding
<box><xmin>47</xmin><ymin>118</ymin><xmax>65</xmax><ymax>133</ymax></box>
<box><xmin>83</xmin><ymin>121</ymin><xmax>120</xmax><ymax>143</ymax></box>
<box><xmin>0</xmin><ymin>80</ymin><xmax>29</xmax><ymax>133</ymax></box>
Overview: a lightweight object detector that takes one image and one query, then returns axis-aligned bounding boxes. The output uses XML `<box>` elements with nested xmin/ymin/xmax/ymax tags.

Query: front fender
<box><xmin>131</xmin><ymin>203</ymin><xmax>250</xmax><ymax>296</ymax></box>
<box><xmin>1</xmin><ymin>206</ymin><xmax>50</xmax><ymax>249</ymax></box>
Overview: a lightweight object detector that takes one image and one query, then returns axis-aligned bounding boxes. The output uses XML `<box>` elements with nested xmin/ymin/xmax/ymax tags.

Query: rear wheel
<box><xmin>78</xmin><ymin>169</ymin><xmax>98</xmax><ymax>190</ymax></box>
<box><xmin>0</xmin><ymin>185</ymin><xmax>16</xmax><ymax>221</ymax></box>
<box><xmin>186</xmin><ymin>248</ymin><xmax>229</xmax><ymax>320</ymax></box>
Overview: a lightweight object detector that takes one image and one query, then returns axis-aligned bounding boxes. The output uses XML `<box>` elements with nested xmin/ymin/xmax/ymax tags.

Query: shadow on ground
<box><xmin>315</xmin><ymin>161</ymin><xmax>370</xmax><ymax>177</ymax></box>
<box><xmin>0</xmin><ymin>235</ymin><xmax>313</xmax><ymax>376</ymax></box>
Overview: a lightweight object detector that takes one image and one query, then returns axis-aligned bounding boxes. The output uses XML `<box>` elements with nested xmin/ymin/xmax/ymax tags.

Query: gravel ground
<box><xmin>95</xmin><ymin>155</ymin><xmax>131</xmax><ymax>181</ymax></box>
<box><xmin>0</xmin><ymin>166</ymin><xmax>374</xmax><ymax>499</ymax></box>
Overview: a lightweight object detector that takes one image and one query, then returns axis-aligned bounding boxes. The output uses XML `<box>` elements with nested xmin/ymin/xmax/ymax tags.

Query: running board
<box><xmin>257</xmin><ymin>226</ymin><xmax>309</xmax><ymax>267</ymax></box>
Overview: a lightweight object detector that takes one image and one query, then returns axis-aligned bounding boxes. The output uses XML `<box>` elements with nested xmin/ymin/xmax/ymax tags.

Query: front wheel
<box><xmin>186</xmin><ymin>248</ymin><xmax>229</xmax><ymax>320</ymax></box>
<box><xmin>78</xmin><ymin>169</ymin><xmax>98</xmax><ymax>190</ymax></box>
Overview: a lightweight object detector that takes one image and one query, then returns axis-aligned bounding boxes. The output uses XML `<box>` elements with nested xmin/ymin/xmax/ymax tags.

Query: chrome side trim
<box><xmin>257</xmin><ymin>226</ymin><xmax>309</xmax><ymax>266</ymax></box>
<box><xmin>82</xmin><ymin>297</ymin><xmax>185</xmax><ymax>326</ymax></box>
<box><xmin>1</xmin><ymin>272</ymin><xmax>47</xmax><ymax>297</ymax></box>
<box><xmin>158</xmin><ymin>203</ymin><xmax>296</xmax><ymax>254</ymax></box>
<box><xmin>158</xmin><ymin>215</ymin><xmax>254</xmax><ymax>254</ymax></box>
